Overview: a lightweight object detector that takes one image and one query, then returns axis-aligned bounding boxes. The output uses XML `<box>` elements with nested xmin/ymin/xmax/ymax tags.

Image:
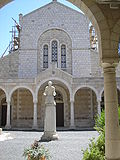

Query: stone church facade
<box><xmin>0</xmin><ymin>0</ymin><xmax>120</xmax><ymax>129</ymax></box>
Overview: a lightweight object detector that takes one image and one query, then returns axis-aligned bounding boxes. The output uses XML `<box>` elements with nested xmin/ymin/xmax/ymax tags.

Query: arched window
<box><xmin>61</xmin><ymin>44</ymin><xmax>66</xmax><ymax>68</ymax></box>
<box><xmin>43</xmin><ymin>45</ymin><xmax>48</xmax><ymax>68</ymax></box>
<box><xmin>52</xmin><ymin>40</ymin><xmax>58</xmax><ymax>62</ymax></box>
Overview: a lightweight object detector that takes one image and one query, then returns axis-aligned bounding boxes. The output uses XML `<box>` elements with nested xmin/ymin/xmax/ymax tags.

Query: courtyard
<box><xmin>0</xmin><ymin>131</ymin><xmax>98</xmax><ymax>160</ymax></box>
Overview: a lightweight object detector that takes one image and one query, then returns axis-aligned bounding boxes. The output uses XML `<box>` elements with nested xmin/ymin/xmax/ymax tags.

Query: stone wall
<box><xmin>90</xmin><ymin>49</ymin><xmax>102</xmax><ymax>77</ymax></box>
<box><xmin>0</xmin><ymin>51</ymin><xmax>19</xmax><ymax>79</ymax></box>
<box><xmin>12</xmin><ymin>89</ymin><xmax>33</xmax><ymax>128</ymax></box>
<box><xmin>18</xmin><ymin>1</ymin><xmax>90</xmax><ymax>78</ymax></box>
<box><xmin>37</xmin><ymin>29</ymin><xmax>72</xmax><ymax>74</ymax></box>
<box><xmin>72</xmin><ymin>49</ymin><xmax>91</xmax><ymax>77</ymax></box>
<box><xmin>74</xmin><ymin>88</ymin><xmax>97</xmax><ymax>127</ymax></box>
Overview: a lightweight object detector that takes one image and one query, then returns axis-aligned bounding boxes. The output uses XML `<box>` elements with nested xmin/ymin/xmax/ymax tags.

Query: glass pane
<box><xmin>61</xmin><ymin>44</ymin><xmax>66</xmax><ymax>68</ymax></box>
<box><xmin>52</xmin><ymin>41</ymin><xmax>58</xmax><ymax>62</ymax></box>
<box><xmin>43</xmin><ymin>45</ymin><xmax>48</xmax><ymax>68</ymax></box>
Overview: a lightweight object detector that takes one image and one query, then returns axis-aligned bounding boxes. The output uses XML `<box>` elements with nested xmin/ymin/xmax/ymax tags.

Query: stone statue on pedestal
<box><xmin>44</xmin><ymin>81</ymin><xmax>56</xmax><ymax>105</ymax></box>
<box><xmin>41</xmin><ymin>81</ymin><xmax>58</xmax><ymax>141</ymax></box>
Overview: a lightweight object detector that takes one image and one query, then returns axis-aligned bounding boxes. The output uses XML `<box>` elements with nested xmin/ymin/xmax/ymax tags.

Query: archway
<box><xmin>74</xmin><ymin>87</ymin><xmax>97</xmax><ymax>128</ymax></box>
<box><xmin>55</xmin><ymin>90</ymin><xmax>64</xmax><ymax>127</ymax></box>
<box><xmin>0</xmin><ymin>89</ymin><xmax>7</xmax><ymax>127</ymax></box>
<box><xmin>37</xmin><ymin>80</ymin><xmax>70</xmax><ymax>128</ymax></box>
<box><xmin>101</xmin><ymin>88</ymin><xmax>120</xmax><ymax>111</ymax></box>
<box><xmin>10</xmin><ymin>88</ymin><xmax>33</xmax><ymax>128</ymax></box>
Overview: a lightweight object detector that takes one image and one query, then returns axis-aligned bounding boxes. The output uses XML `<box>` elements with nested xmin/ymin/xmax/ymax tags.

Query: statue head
<box><xmin>48</xmin><ymin>81</ymin><xmax>52</xmax><ymax>86</ymax></box>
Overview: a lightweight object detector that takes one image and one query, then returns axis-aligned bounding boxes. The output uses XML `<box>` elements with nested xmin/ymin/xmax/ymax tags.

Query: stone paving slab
<box><xmin>0</xmin><ymin>131</ymin><xmax>98</xmax><ymax>160</ymax></box>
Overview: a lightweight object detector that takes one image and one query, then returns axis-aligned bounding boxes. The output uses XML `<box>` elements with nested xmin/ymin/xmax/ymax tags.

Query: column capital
<box><xmin>33</xmin><ymin>99</ymin><xmax>38</xmax><ymax>104</ymax></box>
<box><xmin>97</xmin><ymin>99</ymin><xmax>101</xmax><ymax>103</ymax></box>
<box><xmin>6</xmin><ymin>98</ymin><xmax>11</xmax><ymax>104</ymax></box>
<box><xmin>7</xmin><ymin>100</ymin><xmax>10</xmax><ymax>104</ymax></box>
<box><xmin>70</xmin><ymin>100</ymin><xmax>74</xmax><ymax>103</ymax></box>
<box><xmin>102</xmin><ymin>62</ymin><xmax>118</xmax><ymax>70</ymax></box>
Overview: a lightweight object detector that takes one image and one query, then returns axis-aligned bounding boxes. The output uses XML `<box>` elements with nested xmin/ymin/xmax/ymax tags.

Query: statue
<box><xmin>41</xmin><ymin>81</ymin><xmax>58</xmax><ymax>141</ymax></box>
<box><xmin>44</xmin><ymin>81</ymin><xmax>56</xmax><ymax>105</ymax></box>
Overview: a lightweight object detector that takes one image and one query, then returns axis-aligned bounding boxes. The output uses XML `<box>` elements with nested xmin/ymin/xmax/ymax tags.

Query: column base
<box><xmin>5</xmin><ymin>125</ymin><xmax>11</xmax><ymax>129</ymax></box>
<box><xmin>32</xmin><ymin>125</ymin><xmax>38</xmax><ymax>130</ymax></box>
<box><xmin>41</xmin><ymin>131</ymin><xmax>59</xmax><ymax>141</ymax></box>
<box><xmin>69</xmin><ymin>125</ymin><xmax>75</xmax><ymax>130</ymax></box>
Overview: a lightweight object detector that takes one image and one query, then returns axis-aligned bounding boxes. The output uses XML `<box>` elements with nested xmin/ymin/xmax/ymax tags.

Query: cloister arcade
<box><xmin>0</xmin><ymin>0</ymin><xmax>120</xmax><ymax>159</ymax></box>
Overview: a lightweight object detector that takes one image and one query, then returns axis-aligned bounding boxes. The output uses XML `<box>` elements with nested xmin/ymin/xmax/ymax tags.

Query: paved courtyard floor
<box><xmin>0</xmin><ymin>131</ymin><xmax>98</xmax><ymax>160</ymax></box>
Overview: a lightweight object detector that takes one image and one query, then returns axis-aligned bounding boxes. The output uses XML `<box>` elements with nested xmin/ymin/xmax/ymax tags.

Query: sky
<box><xmin>0</xmin><ymin>0</ymin><xmax>83</xmax><ymax>57</ymax></box>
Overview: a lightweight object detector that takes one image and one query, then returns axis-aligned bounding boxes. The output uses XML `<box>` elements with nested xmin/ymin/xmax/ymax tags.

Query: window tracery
<box><xmin>52</xmin><ymin>40</ymin><xmax>58</xmax><ymax>62</ymax></box>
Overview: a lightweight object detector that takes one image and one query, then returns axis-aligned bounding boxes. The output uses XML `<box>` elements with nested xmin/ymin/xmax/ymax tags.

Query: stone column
<box><xmin>32</xmin><ymin>101</ymin><xmax>38</xmax><ymax>129</ymax></box>
<box><xmin>5</xmin><ymin>100</ymin><xmax>11</xmax><ymax>129</ymax></box>
<box><xmin>103</xmin><ymin>63</ymin><xmax>120</xmax><ymax>160</ymax></box>
<box><xmin>97</xmin><ymin>99</ymin><xmax>101</xmax><ymax>116</ymax></box>
<box><xmin>70</xmin><ymin>101</ymin><xmax>75</xmax><ymax>128</ymax></box>
<box><xmin>41</xmin><ymin>81</ymin><xmax>58</xmax><ymax>141</ymax></box>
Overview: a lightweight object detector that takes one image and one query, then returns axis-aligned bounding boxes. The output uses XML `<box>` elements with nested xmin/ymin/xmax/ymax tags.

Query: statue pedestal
<box><xmin>41</xmin><ymin>103</ymin><xmax>58</xmax><ymax>141</ymax></box>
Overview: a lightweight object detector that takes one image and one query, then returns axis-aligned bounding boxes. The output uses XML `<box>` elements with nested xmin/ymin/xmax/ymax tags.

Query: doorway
<box><xmin>1</xmin><ymin>105</ymin><xmax>7</xmax><ymax>126</ymax></box>
<box><xmin>56</xmin><ymin>103</ymin><xmax>64</xmax><ymax>127</ymax></box>
<box><xmin>55</xmin><ymin>90</ymin><xmax>64</xmax><ymax>127</ymax></box>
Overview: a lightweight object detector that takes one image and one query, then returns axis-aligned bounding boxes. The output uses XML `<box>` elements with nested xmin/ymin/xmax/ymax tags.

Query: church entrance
<box><xmin>55</xmin><ymin>90</ymin><xmax>64</xmax><ymax>127</ymax></box>
<box><xmin>56</xmin><ymin>103</ymin><xmax>64</xmax><ymax>127</ymax></box>
<box><xmin>1</xmin><ymin>104</ymin><xmax>7</xmax><ymax>126</ymax></box>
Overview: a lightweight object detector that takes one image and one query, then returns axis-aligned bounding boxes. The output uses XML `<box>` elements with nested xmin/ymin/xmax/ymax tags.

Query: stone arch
<box><xmin>55</xmin><ymin>85</ymin><xmax>68</xmax><ymax>104</ymax></box>
<box><xmin>38</xmin><ymin>27</ymin><xmax>72</xmax><ymax>43</ymax></box>
<box><xmin>36</xmin><ymin>77</ymin><xmax>72</xmax><ymax>100</ymax></box>
<box><xmin>99</xmin><ymin>87</ymin><xmax>104</xmax><ymax>101</ymax></box>
<box><xmin>68</xmin><ymin>0</ymin><xmax>109</xmax><ymax>59</ymax></box>
<box><xmin>100</xmin><ymin>86</ymin><xmax>120</xmax><ymax>101</ymax></box>
<box><xmin>36</xmin><ymin>78</ymin><xmax>71</xmax><ymax>127</ymax></box>
<box><xmin>73</xmin><ymin>85</ymin><xmax>98</xmax><ymax>101</ymax></box>
<box><xmin>0</xmin><ymin>88</ymin><xmax>7</xmax><ymax>127</ymax></box>
<box><xmin>74</xmin><ymin>86</ymin><xmax>98</xmax><ymax>128</ymax></box>
<box><xmin>111</xmin><ymin>18</ymin><xmax>120</xmax><ymax>56</ymax></box>
<box><xmin>9</xmin><ymin>86</ymin><xmax>34</xmax><ymax>101</ymax></box>
<box><xmin>37</xmin><ymin>28</ymin><xmax>72</xmax><ymax>74</ymax></box>
<box><xmin>10</xmin><ymin>86</ymin><xmax>34</xmax><ymax>128</ymax></box>
<box><xmin>0</xmin><ymin>86</ymin><xmax>7</xmax><ymax>98</ymax></box>
<box><xmin>100</xmin><ymin>86</ymin><xmax>120</xmax><ymax>109</ymax></box>
<box><xmin>112</xmin><ymin>19</ymin><xmax>120</xmax><ymax>40</ymax></box>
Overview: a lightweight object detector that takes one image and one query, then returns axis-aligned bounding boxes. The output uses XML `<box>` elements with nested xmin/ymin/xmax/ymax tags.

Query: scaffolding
<box><xmin>1</xmin><ymin>18</ymin><xmax>21</xmax><ymax>58</ymax></box>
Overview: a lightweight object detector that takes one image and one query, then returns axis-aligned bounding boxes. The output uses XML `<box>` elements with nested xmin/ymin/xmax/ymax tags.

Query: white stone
<box><xmin>41</xmin><ymin>81</ymin><xmax>58</xmax><ymax>141</ymax></box>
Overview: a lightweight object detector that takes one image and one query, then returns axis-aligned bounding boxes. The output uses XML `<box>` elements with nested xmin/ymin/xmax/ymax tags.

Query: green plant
<box><xmin>82</xmin><ymin>106</ymin><xmax>120</xmax><ymax>160</ymax></box>
<box><xmin>82</xmin><ymin>110</ymin><xmax>105</xmax><ymax>160</ymax></box>
<box><xmin>94</xmin><ymin>110</ymin><xmax>105</xmax><ymax>134</ymax></box>
<box><xmin>23</xmin><ymin>140</ymin><xmax>50</xmax><ymax>160</ymax></box>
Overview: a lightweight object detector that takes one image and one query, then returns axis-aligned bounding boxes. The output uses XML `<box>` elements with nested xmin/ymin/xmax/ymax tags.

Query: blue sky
<box><xmin>0</xmin><ymin>0</ymin><xmax>82</xmax><ymax>56</ymax></box>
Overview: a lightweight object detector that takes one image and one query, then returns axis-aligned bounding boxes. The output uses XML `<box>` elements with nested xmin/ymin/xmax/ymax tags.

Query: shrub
<box><xmin>82</xmin><ymin>106</ymin><xmax>120</xmax><ymax>160</ymax></box>
<box><xmin>23</xmin><ymin>140</ymin><xmax>50</xmax><ymax>160</ymax></box>
<box><xmin>82</xmin><ymin>110</ymin><xmax>105</xmax><ymax>160</ymax></box>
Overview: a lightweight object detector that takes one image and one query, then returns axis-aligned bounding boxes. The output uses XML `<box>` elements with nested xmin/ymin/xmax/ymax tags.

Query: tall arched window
<box><xmin>43</xmin><ymin>45</ymin><xmax>48</xmax><ymax>68</ymax></box>
<box><xmin>61</xmin><ymin>44</ymin><xmax>66</xmax><ymax>68</ymax></box>
<box><xmin>52</xmin><ymin>40</ymin><xmax>58</xmax><ymax>62</ymax></box>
